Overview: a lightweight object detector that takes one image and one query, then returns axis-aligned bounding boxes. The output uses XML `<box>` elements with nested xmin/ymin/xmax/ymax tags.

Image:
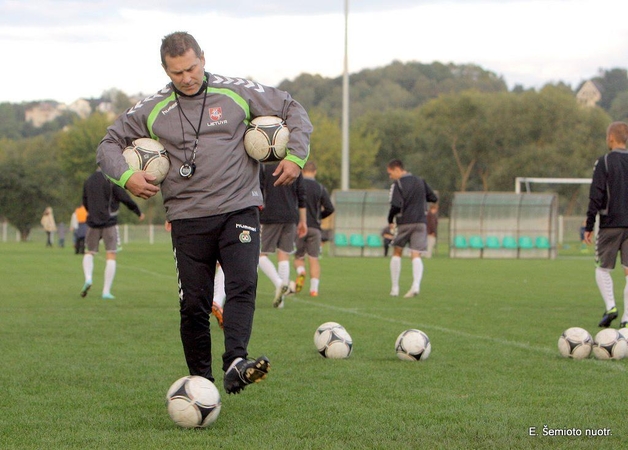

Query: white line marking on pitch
<box><xmin>292</xmin><ymin>297</ymin><xmax>627</xmax><ymax>372</ymax></box>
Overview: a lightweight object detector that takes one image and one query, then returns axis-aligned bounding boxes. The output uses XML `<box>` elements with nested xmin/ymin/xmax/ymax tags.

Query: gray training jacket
<box><xmin>97</xmin><ymin>72</ymin><xmax>312</xmax><ymax>221</ymax></box>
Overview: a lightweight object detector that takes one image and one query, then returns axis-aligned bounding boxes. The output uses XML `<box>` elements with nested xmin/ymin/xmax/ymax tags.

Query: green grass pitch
<box><xmin>1</xmin><ymin>242</ymin><xmax>626</xmax><ymax>449</ymax></box>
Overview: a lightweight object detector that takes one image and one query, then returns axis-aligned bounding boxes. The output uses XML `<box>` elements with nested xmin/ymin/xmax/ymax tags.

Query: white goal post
<box><xmin>514</xmin><ymin>177</ymin><xmax>591</xmax><ymax>194</ymax></box>
<box><xmin>514</xmin><ymin>177</ymin><xmax>593</xmax><ymax>245</ymax></box>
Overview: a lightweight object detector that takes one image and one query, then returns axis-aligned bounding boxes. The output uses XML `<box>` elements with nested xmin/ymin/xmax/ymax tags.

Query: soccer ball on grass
<box><xmin>166</xmin><ymin>375</ymin><xmax>221</xmax><ymax>428</ymax></box>
<box><xmin>557</xmin><ymin>327</ymin><xmax>593</xmax><ymax>359</ymax></box>
<box><xmin>243</xmin><ymin>116</ymin><xmax>289</xmax><ymax>163</ymax></box>
<box><xmin>395</xmin><ymin>329</ymin><xmax>431</xmax><ymax>361</ymax></box>
<box><xmin>314</xmin><ymin>322</ymin><xmax>353</xmax><ymax>359</ymax></box>
<box><xmin>592</xmin><ymin>328</ymin><xmax>627</xmax><ymax>360</ymax></box>
<box><xmin>123</xmin><ymin>137</ymin><xmax>170</xmax><ymax>185</ymax></box>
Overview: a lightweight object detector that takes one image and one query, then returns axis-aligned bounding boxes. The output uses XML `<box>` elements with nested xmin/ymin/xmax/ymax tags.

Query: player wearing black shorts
<box><xmin>584</xmin><ymin>121</ymin><xmax>628</xmax><ymax>328</ymax></box>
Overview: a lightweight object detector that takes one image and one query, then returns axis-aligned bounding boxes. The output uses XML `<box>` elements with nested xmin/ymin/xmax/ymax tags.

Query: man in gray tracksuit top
<box><xmin>97</xmin><ymin>32</ymin><xmax>312</xmax><ymax>395</ymax></box>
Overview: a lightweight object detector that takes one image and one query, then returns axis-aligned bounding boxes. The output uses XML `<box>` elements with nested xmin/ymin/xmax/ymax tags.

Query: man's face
<box><xmin>387</xmin><ymin>166</ymin><xmax>401</xmax><ymax>180</ymax></box>
<box><xmin>163</xmin><ymin>48</ymin><xmax>206</xmax><ymax>96</ymax></box>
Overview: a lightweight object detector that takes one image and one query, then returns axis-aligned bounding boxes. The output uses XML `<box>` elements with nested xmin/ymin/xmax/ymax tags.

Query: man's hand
<box><xmin>273</xmin><ymin>160</ymin><xmax>301</xmax><ymax>186</ymax></box>
<box><xmin>125</xmin><ymin>172</ymin><xmax>160</xmax><ymax>199</ymax></box>
<box><xmin>584</xmin><ymin>230</ymin><xmax>593</xmax><ymax>245</ymax></box>
<box><xmin>297</xmin><ymin>221</ymin><xmax>308</xmax><ymax>238</ymax></box>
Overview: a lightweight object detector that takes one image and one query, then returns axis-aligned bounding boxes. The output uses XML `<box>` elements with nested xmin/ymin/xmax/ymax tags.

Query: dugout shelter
<box><xmin>331</xmin><ymin>190</ymin><xmax>390</xmax><ymax>257</ymax></box>
<box><xmin>449</xmin><ymin>192</ymin><xmax>558</xmax><ymax>259</ymax></box>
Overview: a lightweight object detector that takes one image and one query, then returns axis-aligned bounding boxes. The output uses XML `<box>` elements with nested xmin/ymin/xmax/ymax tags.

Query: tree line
<box><xmin>1</xmin><ymin>62</ymin><xmax>626</xmax><ymax>240</ymax></box>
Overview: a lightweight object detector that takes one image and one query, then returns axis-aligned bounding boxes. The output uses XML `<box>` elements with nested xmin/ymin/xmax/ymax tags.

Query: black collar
<box><xmin>172</xmin><ymin>73</ymin><xmax>209</xmax><ymax>97</ymax></box>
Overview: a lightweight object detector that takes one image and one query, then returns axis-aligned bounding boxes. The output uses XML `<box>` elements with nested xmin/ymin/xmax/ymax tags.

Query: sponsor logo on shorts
<box><xmin>236</xmin><ymin>223</ymin><xmax>257</xmax><ymax>232</ymax></box>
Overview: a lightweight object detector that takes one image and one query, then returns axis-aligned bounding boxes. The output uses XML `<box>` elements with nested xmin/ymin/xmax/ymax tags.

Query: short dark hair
<box><xmin>387</xmin><ymin>159</ymin><xmax>404</xmax><ymax>170</ymax></box>
<box><xmin>303</xmin><ymin>161</ymin><xmax>317</xmax><ymax>172</ymax></box>
<box><xmin>608</xmin><ymin>121</ymin><xmax>628</xmax><ymax>144</ymax></box>
<box><xmin>160</xmin><ymin>32</ymin><xmax>202</xmax><ymax>67</ymax></box>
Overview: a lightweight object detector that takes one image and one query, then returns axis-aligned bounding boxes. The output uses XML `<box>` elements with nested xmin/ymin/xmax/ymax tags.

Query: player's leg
<box><xmin>618</xmin><ymin>231</ymin><xmax>628</xmax><ymax>328</ymax></box>
<box><xmin>277</xmin><ymin>250</ymin><xmax>291</xmax><ymax>286</ymax></box>
<box><xmin>390</xmin><ymin>246</ymin><xmax>402</xmax><ymax>297</ymax></box>
<box><xmin>219</xmin><ymin>207</ymin><xmax>269</xmax><ymax>394</ymax></box>
<box><xmin>276</xmin><ymin>223</ymin><xmax>297</xmax><ymax>287</ymax></box>
<box><xmin>294</xmin><ymin>235</ymin><xmax>307</xmax><ymax>293</ymax></box>
<box><xmin>404</xmin><ymin>224</ymin><xmax>427</xmax><ymax>298</ymax></box>
<box><xmin>213</xmin><ymin>263</ymin><xmax>226</xmax><ymax>308</ymax></box>
<box><xmin>259</xmin><ymin>223</ymin><xmax>286</xmax><ymax>305</ymax></box>
<box><xmin>309</xmin><ymin>256</ymin><xmax>320</xmax><ymax>296</ymax></box>
<box><xmin>211</xmin><ymin>263</ymin><xmax>225</xmax><ymax>329</ymax></box>
<box><xmin>306</xmin><ymin>229</ymin><xmax>322</xmax><ymax>296</ymax></box>
<box><xmin>596</xmin><ymin>228</ymin><xmax>620</xmax><ymax>327</ymax></box>
<box><xmin>101</xmin><ymin>226</ymin><xmax>119</xmax><ymax>299</ymax></box>
<box><xmin>170</xmin><ymin>217</ymin><xmax>217</xmax><ymax>381</ymax></box>
<box><xmin>80</xmin><ymin>227</ymin><xmax>99</xmax><ymax>297</ymax></box>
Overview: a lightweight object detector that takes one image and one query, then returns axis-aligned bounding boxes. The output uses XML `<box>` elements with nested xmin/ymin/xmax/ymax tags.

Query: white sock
<box><xmin>595</xmin><ymin>267</ymin><xmax>616</xmax><ymax>311</ymax></box>
<box><xmin>622</xmin><ymin>276</ymin><xmax>628</xmax><ymax>323</ymax></box>
<box><xmin>412</xmin><ymin>257</ymin><xmax>424</xmax><ymax>292</ymax></box>
<box><xmin>278</xmin><ymin>260</ymin><xmax>290</xmax><ymax>285</ymax></box>
<box><xmin>297</xmin><ymin>266</ymin><xmax>306</xmax><ymax>276</ymax></box>
<box><xmin>214</xmin><ymin>265</ymin><xmax>226</xmax><ymax>308</ymax></box>
<box><xmin>390</xmin><ymin>256</ymin><xmax>401</xmax><ymax>291</ymax></box>
<box><xmin>259</xmin><ymin>255</ymin><xmax>282</xmax><ymax>288</ymax></box>
<box><xmin>103</xmin><ymin>259</ymin><xmax>116</xmax><ymax>295</ymax></box>
<box><xmin>310</xmin><ymin>278</ymin><xmax>320</xmax><ymax>293</ymax></box>
<box><xmin>83</xmin><ymin>253</ymin><xmax>94</xmax><ymax>283</ymax></box>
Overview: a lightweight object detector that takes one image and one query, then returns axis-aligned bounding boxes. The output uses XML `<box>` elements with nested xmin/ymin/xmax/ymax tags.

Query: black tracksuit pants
<box><xmin>170</xmin><ymin>207</ymin><xmax>260</xmax><ymax>381</ymax></box>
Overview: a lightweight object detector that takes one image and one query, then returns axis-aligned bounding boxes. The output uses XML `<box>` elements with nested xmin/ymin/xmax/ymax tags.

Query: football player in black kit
<box><xmin>584</xmin><ymin>122</ymin><xmax>628</xmax><ymax>329</ymax></box>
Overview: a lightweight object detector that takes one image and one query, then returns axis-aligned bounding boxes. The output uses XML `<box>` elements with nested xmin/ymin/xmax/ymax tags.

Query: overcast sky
<box><xmin>1</xmin><ymin>0</ymin><xmax>627</xmax><ymax>104</ymax></box>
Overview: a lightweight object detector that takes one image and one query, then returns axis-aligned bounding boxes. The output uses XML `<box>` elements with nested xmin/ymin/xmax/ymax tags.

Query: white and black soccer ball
<box><xmin>557</xmin><ymin>327</ymin><xmax>593</xmax><ymax>359</ymax></box>
<box><xmin>123</xmin><ymin>137</ymin><xmax>170</xmax><ymax>185</ymax></box>
<box><xmin>314</xmin><ymin>322</ymin><xmax>353</xmax><ymax>359</ymax></box>
<box><xmin>395</xmin><ymin>329</ymin><xmax>431</xmax><ymax>361</ymax></box>
<box><xmin>243</xmin><ymin>116</ymin><xmax>290</xmax><ymax>163</ymax></box>
<box><xmin>166</xmin><ymin>376</ymin><xmax>221</xmax><ymax>428</ymax></box>
<box><xmin>592</xmin><ymin>328</ymin><xmax>627</xmax><ymax>360</ymax></box>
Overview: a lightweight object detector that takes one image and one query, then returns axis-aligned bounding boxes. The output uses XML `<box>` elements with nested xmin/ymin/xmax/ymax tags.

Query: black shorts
<box><xmin>596</xmin><ymin>227</ymin><xmax>628</xmax><ymax>270</ymax></box>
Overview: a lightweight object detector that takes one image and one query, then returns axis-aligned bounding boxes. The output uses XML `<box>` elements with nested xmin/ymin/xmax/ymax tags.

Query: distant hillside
<box><xmin>278</xmin><ymin>61</ymin><xmax>508</xmax><ymax>118</ymax></box>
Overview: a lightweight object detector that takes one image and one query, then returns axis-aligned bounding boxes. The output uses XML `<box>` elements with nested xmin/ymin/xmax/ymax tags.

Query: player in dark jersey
<box><xmin>386</xmin><ymin>159</ymin><xmax>438</xmax><ymax>298</ymax></box>
<box><xmin>292</xmin><ymin>162</ymin><xmax>335</xmax><ymax>297</ymax></box>
<box><xmin>258</xmin><ymin>163</ymin><xmax>307</xmax><ymax>308</ymax></box>
<box><xmin>584</xmin><ymin>121</ymin><xmax>628</xmax><ymax>328</ymax></box>
<box><xmin>81</xmin><ymin>169</ymin><xmax>144</xmax><ymax>300</ymax></box>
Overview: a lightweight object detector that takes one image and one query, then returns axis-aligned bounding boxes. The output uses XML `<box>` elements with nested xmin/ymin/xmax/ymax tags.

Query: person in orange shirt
<box><xmin>71</xmin><ymin>205</ymin><xmax>88</xmax><ymax>254</ymax></box>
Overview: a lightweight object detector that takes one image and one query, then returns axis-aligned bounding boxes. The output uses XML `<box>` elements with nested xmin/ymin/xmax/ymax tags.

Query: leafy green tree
<box><xmin>279</xmin><ymin>61</ymin><xmax>507</xmax><ymax>121</ymax></box>
<box><xmin>609</xmin><ymin>92</ymin><xmax>628</xmax><ymax>122</ymax></box>
<box><xmin>52</xmin><ymin>112</ymin><xmax>161</xmax><ymax>224</ymax></box>
<box><xmin>55</xmin><ymin>112</ymin><xmax>113</xmax><ymax>193</ymax></box>
<box><xmin>102</xmin><ymin>88</ymin><xmax>134</xmax><ymax>115</ymax></box>
<box><xmin>0</xmin><ymin>136</ymin><xmax>65</xmax><ymax>240</ymax></box>
<box><xmin>0</xmin><ymin>103</ymin><xmax>24</xmax><ymax>139</ymax></box>
<box><xmin>306</xmin><ymin>108</ymin><xmax>379</xmax><ymax>191</ymax></box>
<box><xmin>590</xmin><ymin>68</ymin><xmax>628</xmax><ymax>111</ymax></box>
<box><xmin>358</xmin><ymin>108</ymin><xmax>419</xmax><ymax>185</ymax></box>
